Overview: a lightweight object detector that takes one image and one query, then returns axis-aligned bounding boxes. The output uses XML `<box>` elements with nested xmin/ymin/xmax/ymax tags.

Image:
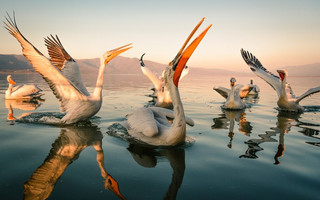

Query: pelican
<box><xmin>247</xmin><ymin>79</ymin><xmax>260</xmax><ymax>96</ymax></box>
<box><xmin>4</xmin><ymin>13</ymin><xmax>132</xmax><ymax>124</ymax></box>
<box><xmin>213</xmin><ymin>77</ymin><xmax>252</xmax><ymax>110</ymax></box>
<box><xmin>112</xmin><ymin>18</ymin><xmax>212</xmax><ymax>146</ymax></box>
<box><xmin>241</xmin><ymin>49</ymin><xmax>320</xmax><ymax>112</ymax></box>
<box><xmin>5</xmin><ymin>75</ymin><xmax>43</xmax><ymax>100</ymax></box>
<box><xmin>139</xmin><ymin>53</ymin><xmax>189</xmax><ymax>108</ymax></box>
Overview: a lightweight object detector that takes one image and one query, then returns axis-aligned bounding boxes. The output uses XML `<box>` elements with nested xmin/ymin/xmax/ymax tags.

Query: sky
<box><xmin>0</xmin><ymin>0</ymin><xmax>319</xmax><ymax>71</ymax></box>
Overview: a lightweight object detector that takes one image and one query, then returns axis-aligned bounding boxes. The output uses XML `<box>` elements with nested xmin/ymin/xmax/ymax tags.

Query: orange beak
<box><xmin>104</xmin><ymin>43</ymin><xmax>132</xmax><ymax>66</ymax></box>
<box><xmin>9</xmin><ymin>78</ymin><xmax>16</xmax><ymax>85</ymax></box>
<box><xmin>105</xmin><ymin>174</ymin><xmax>126</xmax><ymax>200</ymax></box>
<box><xmin>172</xmin><ymin>19</ymin><xmax>212</xmax><ymax>87</ymax></box>
<box><xmin>277</xmin><ymin>70</ymin><xmax>285</xmax><ymax>81</ymax></box>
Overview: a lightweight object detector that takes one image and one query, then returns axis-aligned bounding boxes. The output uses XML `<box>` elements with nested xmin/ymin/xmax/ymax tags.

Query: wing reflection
<box><xmin>24</xmin><ymin>125</ymin><xmax>125</xmax><ymax>200</ymax></box>
<box><xmin>241</xmin><ymin>111</ymin><xmax>319</xmax><ymax>164</ymax></box>
<box><xmin>127</xmin><ymin>145</ymin><xmax>185</xmax><ymax>200</ymax></box>
<box><xmin>212</xmin><ymin>109</ymin><xmax>252</xmax><ymax>148</ymax></box>
<box><xmin>5</xmin><ymin>99</ymin><xmax>43</xmax><ymax>123</ymax></box>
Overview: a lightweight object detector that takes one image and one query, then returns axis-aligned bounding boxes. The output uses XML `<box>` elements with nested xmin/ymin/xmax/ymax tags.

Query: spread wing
<box><xmin>44</xmin><ymin>35</ymin><xmax>90</xmax><ymax>96</ymax></box>
<box><xmin>4</xmin><ymin>13</ymin><xmax>87</xmax><ymax>113</ymax></box>
<box><xmin>296</xmin><ymin>86</ymin><xmax>320</xmax><ymax>103</ymax></box>
<box><xmin>237</xmin><ymin>85</ymin><xmax>253</xmax><ymax>98</ymax></box>
<box><xmin>213</xmin><ymin>86</ymin><xmax>230</xmax><ymax>99</ymax></box>
<box><xmin>241</xmin><ymin>49</ymin><xmax>282</xmax><ymax>97</ymax></box>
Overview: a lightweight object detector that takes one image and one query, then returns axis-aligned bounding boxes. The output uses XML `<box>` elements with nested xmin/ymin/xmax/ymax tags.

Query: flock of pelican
<box><xmin>3</xmin><ymin>13</ymin><xmax>320</xmax><ymax>147</ymax></box>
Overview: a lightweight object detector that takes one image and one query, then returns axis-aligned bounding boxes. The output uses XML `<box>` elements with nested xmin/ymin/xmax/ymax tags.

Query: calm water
<box><xmin>0</xmin><ymin>72</ymin><xmax>319</xmax><ymax>200</ymax></box>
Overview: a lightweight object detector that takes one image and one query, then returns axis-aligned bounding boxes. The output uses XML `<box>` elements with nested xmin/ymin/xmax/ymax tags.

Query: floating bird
<box><xmin>111</xmin><ymin>18</ymin><xmax>211</xmax><ymax>146</ymax></box>
<box><xmin>5</xmin><ymin>75</ymin><xmax>43</xmax><ymax>100</ymax></box>
<box><xmin>4</xmin><ymin>13</ymin><xmax>132</xmax><ymax>124</ymax></box>
<box><xmin>241</xmin><ymin>49</ymin><xmax>320</xmax><ymax>112</ymax></box>
<box><xmin>247</xmin><ymin>79</ymin><xmax>260</xmax><ymax>96</ymax></box>
<box><xmin>139</xmin><ymin>53</ymin><xmax>189</xmax><ymax>108</ymax></box>
<box><xmin>213</xmin><ymin>77</ymin><xmax>252</xmax><ymax>110</ymax></box>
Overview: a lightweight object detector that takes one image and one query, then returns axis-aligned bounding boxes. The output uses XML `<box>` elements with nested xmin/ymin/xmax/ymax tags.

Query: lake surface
<box><xmin>0</xmin><ymin>72</ymin><xmax>319</xmax><ymax>200</ymax></box>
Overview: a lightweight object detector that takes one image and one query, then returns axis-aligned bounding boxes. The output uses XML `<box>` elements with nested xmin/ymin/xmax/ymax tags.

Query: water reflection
<box><xmin>127</xmin><ymin>145</ymin><xmax>185</xmax><ymax>200</ymax></box>
<box><xmin>5</xmin><ymin>99</ymin><xmax>43</xmax><ymax>123</ymax></box>
<box><xmin>23</xmin><ymin>125</ymin><xmax>125</xmax><ymax>200</ymax></box>
<box><xmin>241</xmin><ymin>111</ymin><xmax>319</xmax><ymax>164</ymax></box>
<box><xmin>212</xmin><ymin>109</ymin><xmax>252</xmax><ymax>148</ymax></box>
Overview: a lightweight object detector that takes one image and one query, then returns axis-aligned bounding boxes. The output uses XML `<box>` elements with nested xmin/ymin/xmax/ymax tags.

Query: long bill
<box><xmin>104</xmin><ymin>43</ymin><xmax>132</xmax><ymax>65</ymax></box>
<box><xmin>171</xmin><ymin>17</ymin><xmax>205</xmax><ymax>64</ymax></box>
<box><xmin>173</xmin><ymin>24</ymin><xmax>212</xmax><ymax>87</ymax></box>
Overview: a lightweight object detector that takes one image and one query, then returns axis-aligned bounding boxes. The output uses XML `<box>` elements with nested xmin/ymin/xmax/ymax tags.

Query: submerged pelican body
<box><xmin>241</xmin><ymin>49</ymin><xmax>320</xmax><ymax>112</ymax></box>
<box><xmin>139</xmin><ymin>53</ymin><xmax>189</xmax><ymax>108</ymax></box>
<box><xmin>214</xmin><ymin>77</ymin><xmax>252</xmax><ymax>110</ymax></box>
<box><xmin>4</xmin><ymin>13</ymin><xmax>132</xmax><ymax>124</ymax></box>
<box><xmin>5</xmin><ymin>75</ymin><xmax>43</xmax><ymax>100</ymax></box>
<box><xmin>110</xmin><ymin>18</ymin><xmax>212</xmax><ymax>146</ymax></box>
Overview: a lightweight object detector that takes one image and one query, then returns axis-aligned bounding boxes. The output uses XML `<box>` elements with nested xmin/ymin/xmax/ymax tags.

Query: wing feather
<box><xmin>241</xmin><ymin>49</ymin><xmax>282</xmax><ymax>97</ymax></box>
<box><xmin>149</xmin><ymin>107</ymin><xmax>194</xmax><ymax>126</ymax></box>
<box><xmin>296</xmin><ymin>86</ymin><xmax>320</xmax><ymax>103</ymax></box>
<box><xmin>126</xmin><ymin>107</ymin><xmax>159</xmax><ymax>137</ymax></box>
<box><xmin>213</xmin><ymin>86</ymin><xmax>230</xmax><ymax>99</ymax></box>
<box><xmin>4</xmin><ymin>13</ymin><xmax>87</xmax><ymax>113</ymax></box>
<box><xmin>11</xmin><ymin>84</ymin><xmax>41</xmax><ymax>97</ymax></box>
<box><xmin>45</xmin><ymin>35</ymin><xmax>90</xmax><ymax>96</ymax></box>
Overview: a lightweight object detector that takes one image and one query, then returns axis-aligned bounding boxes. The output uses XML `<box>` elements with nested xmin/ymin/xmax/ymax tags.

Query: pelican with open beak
<box><xmin>109</xmin><ymin>18</ymin><xmax>212</xmax><ymax>146</ymax></box>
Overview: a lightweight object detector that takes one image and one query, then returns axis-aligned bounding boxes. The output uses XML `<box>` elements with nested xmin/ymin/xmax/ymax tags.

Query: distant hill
<box><xmin>283</xmin><ymin>63</ymin><xmax>320</xmax><ymax>77</ymax></box>
<box><xmin>0</xmin><ymin>54</ymin><xmax>319</xmax><ymax>77</ymax></box>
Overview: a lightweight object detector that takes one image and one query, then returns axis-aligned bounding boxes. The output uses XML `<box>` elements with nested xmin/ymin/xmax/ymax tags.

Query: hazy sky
<box><xmin>0</xmin><ymin>0</ymin><xmax>319</xmax><ymax>71</ymax></box>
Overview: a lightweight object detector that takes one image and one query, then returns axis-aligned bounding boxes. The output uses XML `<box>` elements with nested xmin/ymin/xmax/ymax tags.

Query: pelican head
<box><xmin>167</xmin><ymin>18</ymin><xmax>212</xmax><ymax>87</ymax></box>
<box><xmin>7</xmin><ymin>75</ymin><xmax>16</xmax><ymax>85</ymax></box>
<box><xmin>277</xmin><ymin>69</ymin><xmax>287</xmax><ymax>81</ymax></box>
<box><xmin>230</xmin><ymin>77</ymin><xmax>236</xmax><ymax>87</ymax></box>
<box><xmin>101</xmin><ymin>43</ymin><xmax>132</xmax><ymax>66</ymax></box>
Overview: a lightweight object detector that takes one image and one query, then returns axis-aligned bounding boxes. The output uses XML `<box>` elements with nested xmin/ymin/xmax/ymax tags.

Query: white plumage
<box><xmin>213</xmin><ymin>77</ymin><xmax>252</xmax><ymax>110</ymax></box>
<box><xmin>139</xmin><ymin>53</ymin><xmax>189</xmax><ymax>108</ymax></box>
<box><xmin>241</xmin><ymin>49</ymin><xmax>320</xmax><ymax>112</ymax></box>
<box><xmin>5</xmin><ymin>75</ymin><xmax>43</xmax><ymax>100</ymax></box>
<box><xmin>4</xmin><ymin>13</ymin><xmax>132</xmax><ymax>124</ymax></box>
<box><xmin>116</xmin><ymin>18</ymin><xmax>212</xmax><ymax>146</ymax></box>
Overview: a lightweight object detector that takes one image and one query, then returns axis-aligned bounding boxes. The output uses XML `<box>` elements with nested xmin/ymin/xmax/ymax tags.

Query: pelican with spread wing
<box><xmin>213</xmin><ymin>77</ymin><xmax>252</xmax><ymax>110</ymax></box>
<box><xmin>241</xmin><ymin>49</ymin><xmax>320</xmax><ymax>112</ymax></box>
<box><xmin>114</xmin><ymin>18</ymin><xmax>212</xmax><ymax>146</ymax></box>
<box><xmin>4</xmin><ymin>13</ymin><xmax>132</xmax><ymax>124</ymax></box>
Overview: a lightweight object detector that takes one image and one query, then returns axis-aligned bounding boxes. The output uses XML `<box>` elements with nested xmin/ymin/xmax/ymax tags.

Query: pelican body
<box><xmin>116</xmin><ymin>18</ymin><xmax>212</xmax><ymax>146</ymax></box>
<box><xmin>5</xmin><ymin>75</ymin><xmax>43</xmax><ymax>100</ymax></box>
<box><xmin>214</xmin><ymin>77</ymin><xmax>252</xmax><ymax>110</ymax></box>
<box><xmin>4</xmin><ymin>13</ymin><xmax>132</xmax><ymax>124</ymax></box>
<box><xmin>241</xmin><ymin>49</ymin><xmax>320</xmax><ymax>112</ymax></box>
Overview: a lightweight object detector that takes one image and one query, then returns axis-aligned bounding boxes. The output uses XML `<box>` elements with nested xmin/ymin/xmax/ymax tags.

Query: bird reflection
<box><xmin>23</xmin><ymin>125</ymin><xmax>125</xmax><ymax>200</ymax></box>
<box><xmin>241</xmin><ymin>111</ymin><xmax>319</xmax><ymax>164</ymax></box>
<box><xmin>127</xmin><ymin>145</ymin><xmax>185</xmax><ymax>200</ymax></box>
<box><xmin>212</xmin><ymin>109</ymin><xmax>252</xmax><ymax>148</ymax></box>
<box><xmin>5</xmin><ymin>99</ymin><xmax>43</xmax><ymax>124</ymax></box>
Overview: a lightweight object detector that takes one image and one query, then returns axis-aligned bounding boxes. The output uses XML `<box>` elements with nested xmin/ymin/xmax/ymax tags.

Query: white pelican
<box><xmin>241</xmin><ymin>49</ymin><xmax>320</xmax><ymax>112</ymax></box>
<box><xmin>139</xmin><ymin>53</ymin><xmax>189</xmax><ymax>108</ymax></box>
<box><xmin>5</xmin><ymin>75</ymin><xmax>43</xmax><ymax>100</ymax></box>
<box><xmin>213</xmin><ymin>77</ymin><xmax>252</xmax><ymax>110</ymax></box>
<box><xmin>247</xmin><ymin>79</ymin><xmax>260</xmax><ymax>96</ymax></box>
<box><xmin>114</xmin><ymin>18</ymin><xmax>212</xmax><ymax>146</ymax></box>
<box><xmin>4</xmin><ymin>13</ymin><xmax>132</xmax><ymax>124</ymax></box>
